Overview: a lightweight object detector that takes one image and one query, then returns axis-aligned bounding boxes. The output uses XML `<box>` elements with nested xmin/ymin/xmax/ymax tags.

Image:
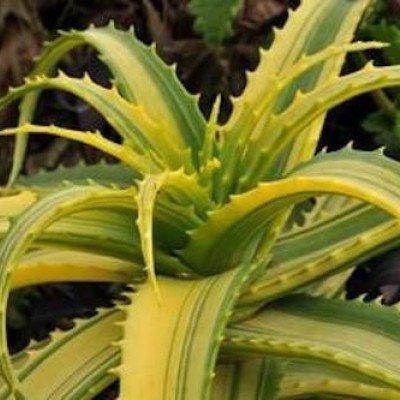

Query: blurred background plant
<box><xmin>354</xmin><ymin>0</ymin><xmax>400</xmax><ymax>159</ymax></box>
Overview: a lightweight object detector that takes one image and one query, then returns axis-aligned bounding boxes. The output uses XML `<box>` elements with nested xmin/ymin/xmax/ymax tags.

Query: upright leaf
<box><xmin>217</xmin><ymin>0</ymin><xmax>371</xmax><ymax>201</ymax></box>
<box><xmin>8</xmin><ymin>23</ymin><xmax>206</xmax><ymax>183</ymax></box>
<box><xmin>181</xmin><ymin>150</ymin><xmax>400</xmax><ymax>275</ymax></box>
<box><xmin>119</xmin><ymin>264</ymin><xmax>258</xmax><ymax>400</ymax></box>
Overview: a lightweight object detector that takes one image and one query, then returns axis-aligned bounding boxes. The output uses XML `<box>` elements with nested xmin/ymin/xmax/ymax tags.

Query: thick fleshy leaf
<box><xmin>233</xmin><ymin>0</ymin><xmax>370</xmax><ymax>111</ymax></box>
<box><xmin>0</xmin><ymin>185</ymin><xmax>200</xmax><ymax>277</ymax></box>
<box><xmin>16</xmin><ymin>161</ymin><xmax>136</xmax><ymax>188</ymax></box>
<box><xmin>216</xmin><ymin>0</ymin><xmax>371</xmax><ymax>201</ymax></box>
<box><xmin>0</xmin><ymin>207</ymin><xmax>190</xmax><ymax>278</ymax></box>
<box><xmin>241</xmin><ymin>199</ymin><xmax>393</xmax><ymax>305</ymax></box>
<box><xmin>212</xmin><ymin>358</ymin><xmax>282</xmax><ymax>400</ymax></box>
<box><xmin>8</xmin><ymin>23</ymin><xmax>205</xmax><ymax>183</ymax></box>
<box><xmin>223</xmin><ymin>295</ymin><xmax>400</xmax><ymax>391</ymax></box>
<box><xmin>11</xmin><ymin>249</ymin><xmax>142</xmax><ymax>289</ymax></box>
<box><xmin>136</xmin><ymin>175</ymin><xmax>165</xmax><ymax>299</ymax></box>
<box><xmin>0</xmin><ymin>125</ymin><xmax>152</xmax><ymax>175</ymax></box>
<box><xmin>1</xmin><ymin>74</ymin><xmax>191</xmax><ymax>173</ymax></box>
<box><xmin>0</xmin><ymin>185</ymin><xmax>135</xmax><ymax>396</ymax></box>
<box><xmin>242</xmin><ymin>63</ymin><xmax>400</xmax><ymax>187</ymax></box>
<box><xmin>118</xmin><ymin>264</ymin><xmax>258</xmax><ymax>400</ymax></box>
<box><xmin>3</xmin><ymin>308</ymin><xmax>121</xmax><ymax>399</ymax></box>
<box><xmin>181</xmin><ymin>150</ymin><xmax>400</xmax><ymax>275</ymax></box>
<box><xmin>242</xmin><ymin>186</ymin><xmax>400</xmax><ymax>306</ymax></box>
<box><xmin>280</xmin><ymin>359</ymin><xmax>400</xmax><ymax>399</ymax></box>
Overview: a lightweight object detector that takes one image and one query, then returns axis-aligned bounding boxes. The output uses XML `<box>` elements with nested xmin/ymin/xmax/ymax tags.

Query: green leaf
<box><xmin>280</xmin><ymin>359</ymin><xmax>400</xmax><ymax>399</ymax></box>
<box><xmin>8</xmin><ymin>23</ymin><xmax>206</xmax><ymax>184</ymax></box>
<box><xmin>0</xmin><ymin>125</ymin><xmax>153</xmax><ymax>175</ymax></box>
<box><xmin>217</xmin><ymin>0</ymin><xmax>374</xmax><ymax>201</ymax></box>
<box><xmin>0</xmin><ymin>185</ymin><xmax>135</xmax><ymax>396</ymax></box>
<box><xmin>239</xmin><ymin>63</ymin><xmax>400</xmax><ymax>189</ymax></box>
<box><xmin>136</xmin><ymin>175</ymin><xmax>165</xmax><ymax>300</ymax></box>
<box><xmin>118</xmin><ymin>264</ymin><xmax>257</xmax><ymax>400</ymax></box>
<box><xmin>9</xmin><ymin>308</ymin><xmax>121</xmax><ymax>399</ymax></box>
<box><xmin>364</xmin><ymin>23</ymin><xmax>400</xmax><ymax>65</ymax></box>
<box><xmin>16</xmin><ymin>161</ymin><xmax>136</xmax><ymax>188</ymax></box>
<box><xmin>239</xmin><ymin>200</ymin><xmax>395</xmax><ymax>306</ymax></box>
<box><xmin>189</xmin><ymin>0</ymin><xmax>244</xmax><ymax>45</ymax></box>
<box><xmin>212</xmin><ymin>358</ymin><xmax>282</xmax><ymax>400</ymax></box>
<box><xmin>12</xmin><ymin>249</ymin><xmax>143</xmax><ymax>289</ymax></box>
<box><xmin>0</xmin><ymin>184</ymin><xmax>202</xmax><ymax>278</ymax></box>
<box><xmin>181</xmin><ymin>149</ymin><xmax>400</xmax><ymax>276</ymax></box>
<box><xmin>1</xmin><ymin>74</ymin><xmax>192</xmax><ymax>174</ymax></box>
<box><xmin>223</xmin><ymin>295</ymin><xmax>400</xmax><ymax>391</ymax></box>
<box><xmin>233</xmin><ymin>0</ymin><xmax>370</xmax><ymax>112</ymax></box>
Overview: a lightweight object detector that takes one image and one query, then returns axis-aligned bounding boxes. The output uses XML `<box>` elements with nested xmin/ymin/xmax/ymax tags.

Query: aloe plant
<box><xmin>2</xmin><ymin>0</ymin><xmax>400</xmax><ymax>398</ymax></box>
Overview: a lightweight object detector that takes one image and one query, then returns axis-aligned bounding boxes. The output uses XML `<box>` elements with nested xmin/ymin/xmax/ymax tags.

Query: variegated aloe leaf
<box><xmin>0</xmin><ymin>187</ymin><xmax>197</xmax><ymax>278</ymax></box>
<box><xmin>0</xmin><ymin>185</ymin><xmax>136</xmax><ymax>397</ymax></box>
<box><xmin>13</xmin><ymin>162</ymin><xmax>205</xmax><ymax>264</ymax></box>
<box><xmin>16</xmin><ymin>161</ymin><xmax>136</xmax><ymax>188</ymax></box>
<box><xmin>0</xmin><ymin>308</ymin><xmax>122</xmax><ymax>400</ymax></box>
<box><xmin>240</xmin><ymin>202</ymin><xmax>400</xmax><ymax>307</ymax></box>
<box><xmin>218</xmin><ymin>40</ymin><xmax>386</xmax><ymax>199</ymax></box>
<box><xmin>11</xmin><ymin>250</ymin><xmax>142</xmax><ymax>289</ymax></box>
<box><xmin>236</xmin><ymin>0</ymin><xmax>370</xmax><ymax>109</ymax></box>
<box><xmin>1</xmin><ymin>125</ymin><xmax>153</xmax><ymax>174</ymax></box>
<box><xmin>212</xmin><ymin>358</ymin><xmax>282</xmax><ymax>400</ymax></box>
<box><xmin>216</xmin><ymin>0</ymin><xmax>371</xmax><ymax>202</ymax></box>
<box><xmin>0</xmin><ymin>76</ymin><xmax>192</xmax><ymax>174</ymax></box>
<box><xmin>222</xmin><ymin>295</ymin><xmax>400</xmax><ymax>392</ymax></box>
<box><xmin>118</xmin><ymin>263</ymin><xmax>259</xmax><ymax>400</ymax></box>
<box><xmin>240</xmin><ymin>63</ymin><xmax>400</xmax><ymax>188</ymax></box>
<box><xmin>8</xmin><ymin>23</ymin><xmax>206</xmax><ymax>184</ymax></box>
<box><xmin>0</xmin><ymin>185</ymin><xmax>188</xmax><ymax>276</ymax></box>
<box><xmin>279</xmin><ymin>359</ymin><xmax>400</xmax><ymax>399</ymax></box>
<box><xmin>180</xmin><ymin>149</ymin><xmax>400</xmax><ymax>275</ymax></box>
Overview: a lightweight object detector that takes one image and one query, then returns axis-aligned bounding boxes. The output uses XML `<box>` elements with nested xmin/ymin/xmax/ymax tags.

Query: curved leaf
<box><xmin>280</xmin><ymin>359</ymin><xmax>400</xmax><ymax>399</ymax></box>
<box><xmin>8</xmin><ymin>308</ymin><xmax>121</xmax><ymax>400</ymax></box>
<box><xmin>0</xmin><ymin>185</ymin><xmax>135</xmax><ymax>396</ymax></box>
<box><xmin>212</xmin><ymin>358</ymin><xmax>282</xmax><ymax>400</ymax></box>
<box><xmin>12</xmin><ymin>249</ymin><xmax>142</xmax><ymax>289</ymax></box>
<box><xmin>216</xmin><ymin>0</ymin><xmax>371</xmax><ymax>202</ymax></box>
<box><xmin>0</xmin><ymin>186</ymin><xmax>202</xmax><ymax>277</ymax></box>
<box><xmin>223</xmin><ymin>295</ymin><xmax>400</xmax><ymax>391</ymax></box>
<box><xmin>239</xmin><ymin>202</ymin><xmax>397</xmax><ymax>306</ymax></box>
<box><xmin>9</xmin><ymin>23</ymin><xmax>205</xmax><ymax>183</ymax></box>
<box><xmin>136</xmin><ymin>175</ymin><xmax>165</xmax><ymax>299</ymax></box>
<box><xmin>118</xmin><ymin>264</ymin><xmax>257</xmax><ymax>400</ymax></box>
<box><xmin>181</xmin><ymin>150</ymin><xmax>400</xmax><ymax>275</ymax></box>
<box><xmin>0</xmin><ymin>125</ymin><xmax>152</xmax><ymax>175</ymax></box>
<box><xmin>245</xmin><ymin>63</ymin><xmax>400</xmax><ymax>186</ymax></box>
<box><xmin>218</xmin><ymin>41</ymin><xmax>385</xmax><ymax>200</ymax></box>
<box><xmin>1</xmin><ymin>74</ymin><xmax>189</xmax><ymax>173</ymax></box>
<box><xmin>16</xmin><ymin>161</ymin><xmax>136</xmax><ymax>188</ymax></box>
<box><xmin>233</xmin><ymin>0</ymin><xmax>370</xmax><ymax>114</ymax></box>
